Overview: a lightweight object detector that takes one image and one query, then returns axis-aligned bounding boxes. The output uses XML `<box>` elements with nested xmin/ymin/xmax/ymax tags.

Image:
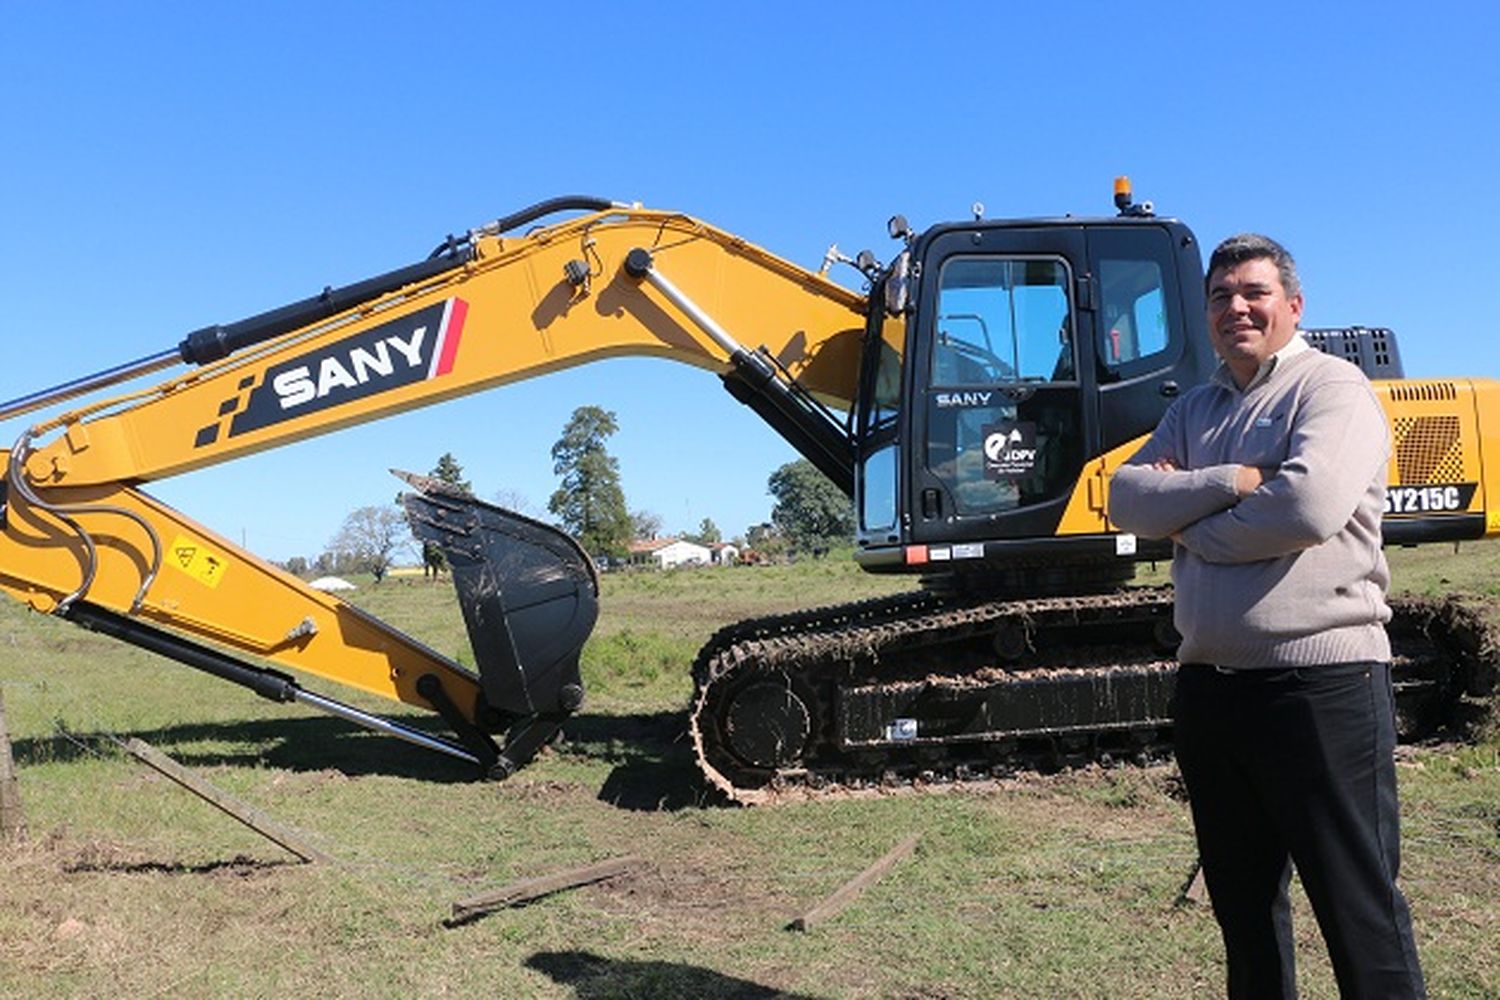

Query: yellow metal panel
<box><xmin>1471</xmin><ymin>380</ymin><xmax>1500</xmax><ymax>536</ymax></box>
<box><xmin>0</xmin><ymin>457</ymin><xmax>478</xmax><ymax>717</ymax></box>
<box><xmin>1375</xmin><ymin>377</ymin><xmax>1500</xmax><ymax>531</ymax></box>
<box><xmin>24</xmin><ymin>210</ymin><xmax>867</xmax><ymax>489</ymax></box>
<box><xmin>1055</xmin><ymin>437</ymin><xmax>1150</xmax><ymax>535</ymax></box>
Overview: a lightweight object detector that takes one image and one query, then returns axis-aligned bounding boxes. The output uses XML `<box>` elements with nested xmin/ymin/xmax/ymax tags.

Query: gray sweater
<box><xmin>1108</xmin><ymin>339</ymin><xmax>1391</xmax><ymax>668</ymax></box>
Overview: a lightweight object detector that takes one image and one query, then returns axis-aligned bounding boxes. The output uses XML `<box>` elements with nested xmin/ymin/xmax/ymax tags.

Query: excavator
<box><xmin>1</xmin><ymin>181</ymin><xmax>1496</xmax><ymax>803</ymax></box>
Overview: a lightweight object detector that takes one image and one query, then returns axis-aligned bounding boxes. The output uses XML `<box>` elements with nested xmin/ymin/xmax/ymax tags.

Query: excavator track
<box><xmin>688</xmin><ymin>588</ymin><xmax>1500</xmax><ymax>804</ymax></box>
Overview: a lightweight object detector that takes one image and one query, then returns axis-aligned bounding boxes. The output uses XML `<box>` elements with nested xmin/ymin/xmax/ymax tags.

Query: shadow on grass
<box><xmin>12</xmin><ymin>716</ymin><xmax>480</xmax><ymax>782</ymax></box>
<box><xmin>11</xmin><ymin>708</ymin><xmax>718</xmax><ymax>809</ymax></box>
<box><xmin>556</xmin><ymin>710</ymin><xmax>714</xmax><ymax>812</ymax></box>
<box><xmin>525</xmin><ymin>950</ymin><xmax>814</xmax><ymax>999</ymax></box>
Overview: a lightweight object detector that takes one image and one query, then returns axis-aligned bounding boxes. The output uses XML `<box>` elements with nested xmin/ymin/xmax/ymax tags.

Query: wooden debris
<box><xmin>122</xmin><ymin>737</ymin><xmax>334</xmax><ymax>864</ymax></box>
<box><xmin>1176</xmin><ymin>858</ymin><xmax>1209</xmax><ymax>907</ymax></box>
<box><xmin>790</xmin><ymin>834</ymin><xmax>919</xmax><ymax>932</ymax></box>
<box><xmin>449</xmin><ymin>855</ymin><xmax>642</xmax><ymax>924</ymax></box>
<box><xmin>0</xmin><ymin>689</ymin><xmax>26</xmax><ymax>841</ymax></box>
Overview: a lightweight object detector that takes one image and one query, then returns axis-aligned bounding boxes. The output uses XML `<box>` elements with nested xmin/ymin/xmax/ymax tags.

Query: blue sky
<box><xmin>3</xmin><ymin>3</ymin><xmax>1496</xmax><ymax>562</ymax></box>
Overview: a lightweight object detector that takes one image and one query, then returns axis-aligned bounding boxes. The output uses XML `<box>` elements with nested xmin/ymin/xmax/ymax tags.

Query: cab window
<box><xmin>1100</xmin><ymin>257</ymin><xmax>1168</xmax><ymax>367</ymax></box>
<box><xmin>932</xmin><ymin>258</ymin><xmax>1073</xmax><ymax>385</ymax></box>
<box><xmin>925</xmin><ymin>255</ymin><xmax>1081</xmax><ymax>517</ymax></box>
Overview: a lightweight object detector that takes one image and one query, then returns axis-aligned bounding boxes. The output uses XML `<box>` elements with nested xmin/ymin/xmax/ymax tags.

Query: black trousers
<box><xmin>1173</xmin><ymin>662</ymin><xmax>1425</xmax><ymax>999</ymax></box>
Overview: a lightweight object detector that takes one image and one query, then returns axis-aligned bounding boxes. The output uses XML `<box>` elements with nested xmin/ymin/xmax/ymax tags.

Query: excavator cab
<box><xmin>853</xmin><ymin>212</ymin><xmax>1216</xmax><ymax>595</ymax></box>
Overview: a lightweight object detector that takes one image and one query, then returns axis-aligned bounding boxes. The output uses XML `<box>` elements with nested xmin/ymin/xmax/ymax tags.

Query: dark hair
<box><xmin>1206</xmin><ymin>233</ymin><xmax>1300</xmax><ymax>298</ymax></box>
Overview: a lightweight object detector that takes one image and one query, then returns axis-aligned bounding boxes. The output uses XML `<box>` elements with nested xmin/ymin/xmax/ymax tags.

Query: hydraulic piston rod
<box><xmin>0</xmin><ymin>348</ymin><xmax>182</xmax><ymax>422</ymax></box>
<box><xmin>293</xmin><ymin>689</ymin><xmax>480</xmax><ymax>766</ymax></box>
<box><xmin>622</xmin><ymin>246</ymin><xmax>855</xmax><ymax>493</ymax></box>
<box><xmin>62</xmin><ymin>601</ymin><xmax>481</xmax><ymax>768</ymax></box>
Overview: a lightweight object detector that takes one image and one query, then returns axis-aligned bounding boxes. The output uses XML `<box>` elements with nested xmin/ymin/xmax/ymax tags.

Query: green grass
<box><xmin>0</xmin><ymin>545</ymin><xmax>1496</xmax><ymax>997</ymax></box>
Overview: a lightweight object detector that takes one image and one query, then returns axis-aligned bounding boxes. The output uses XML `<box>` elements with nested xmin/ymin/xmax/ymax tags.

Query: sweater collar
<box><xmin>1212</xmin><ymin>332</ymin><xmax>1310</xmax><ymax>393</ymax></box>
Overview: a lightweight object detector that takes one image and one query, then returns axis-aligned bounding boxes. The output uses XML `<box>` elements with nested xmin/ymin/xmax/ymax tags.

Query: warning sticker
<box><xmin>168</xmin><ymin>534</ymin><xmax>228</xmax><ymax>589</ymax></box>
<box><xmin>982</xmin><ymin>421</ymin><xmax>1038</xmax><ymax>480</ymax></box>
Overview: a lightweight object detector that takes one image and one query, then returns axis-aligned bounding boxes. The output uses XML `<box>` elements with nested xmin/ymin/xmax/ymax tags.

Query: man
<box><xmin>1108</xmin><ymin>234</ymin><xmax>1425</xmax><ymax>998</ymax></box>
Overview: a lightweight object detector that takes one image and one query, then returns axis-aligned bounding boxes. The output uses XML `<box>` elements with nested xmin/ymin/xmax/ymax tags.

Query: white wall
<box><xmin>652</xmin><ymin>540</ymin><xmax>712</xmax><ymax>568</ymax></box>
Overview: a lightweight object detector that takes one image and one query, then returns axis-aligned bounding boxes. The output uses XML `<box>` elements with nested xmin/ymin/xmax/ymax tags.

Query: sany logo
<box><xmin>215</xmin><ymin>298</ymin><xmax>468</xmax><ymax>443</ymax></box>
<box><xmin>935</xmin><ymin>391</ymin><xmax>993</xmax><ymax>408</ymax></box>
<box><xmin>273</xmin><ymin>326</ymin><xmax>431</xmax><ymax>410</ymax></box>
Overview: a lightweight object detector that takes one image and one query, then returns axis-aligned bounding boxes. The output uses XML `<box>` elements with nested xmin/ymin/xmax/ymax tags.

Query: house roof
<box><xmin>627</xmin><ymin>537</ymin><xmax>679</xmax><ymax>554</ymax></box>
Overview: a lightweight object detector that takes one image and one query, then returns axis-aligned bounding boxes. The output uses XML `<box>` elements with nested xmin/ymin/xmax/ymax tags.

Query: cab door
<box><xmin>906</xmin><ymin>225</ymin><xmax>1092</xmax><ymax>545</ymax></box>
<box><xmin>1089</xmin><ymin>224</ymin><xmax>1207</xmax><ymax>454</ymax></box>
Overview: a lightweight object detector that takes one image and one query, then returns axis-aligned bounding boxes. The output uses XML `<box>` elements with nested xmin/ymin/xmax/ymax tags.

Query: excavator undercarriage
<box><xmin>687</xmin><ymin>587</ymin><xmax>1500</xmax><ymax>804</ymax></box>
<box><xmin>400</xmin><ymin>483</ymin><xmax>1499</xmax><ymax>804</ymax></box>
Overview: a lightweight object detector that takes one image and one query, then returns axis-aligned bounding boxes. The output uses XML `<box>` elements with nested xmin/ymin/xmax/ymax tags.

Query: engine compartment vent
<box><xmin>1304</xmin><ymin>326</ymin><xmax>1403</xmax><ymax>379</ymax></box>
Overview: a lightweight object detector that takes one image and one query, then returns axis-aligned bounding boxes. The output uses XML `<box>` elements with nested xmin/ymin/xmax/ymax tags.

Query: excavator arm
<box><xmin>13</xmin><ymin>201</ymin><xmax>867</xmax><ymax>487</ymax></box>
<box><xmin>0</xmin><ymin>198</ymin><xmax>872</xmax><ymax>775</ymax></box>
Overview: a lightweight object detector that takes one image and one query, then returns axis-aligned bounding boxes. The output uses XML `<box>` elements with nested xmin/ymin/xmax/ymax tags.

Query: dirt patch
<box><xmin>590</xmin><ymin>857</ymin><xmax>800</xmax><ymax>935</ymax></box>
<box><xmin>500</xmin><ymin>777</ymin><xmax>592</xmax><ymax>801</ymax></box>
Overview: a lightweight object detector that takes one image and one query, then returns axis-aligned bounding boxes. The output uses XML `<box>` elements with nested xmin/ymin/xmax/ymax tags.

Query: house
<box><xmin>709</xmin><ymin>542</ymin><xmax>739</xmax><ymax>566</ymax></box>
<box><xmin>626</xmin><ymin>537</ymin><xmax>712</xmax><ymax>569</ymax></box>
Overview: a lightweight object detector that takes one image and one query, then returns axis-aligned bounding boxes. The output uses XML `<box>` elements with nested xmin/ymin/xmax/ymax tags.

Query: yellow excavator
<box><xmin>2</xmin><ymin>183</ymin><xmax>1496</xmax><ymax>802</ymax></box>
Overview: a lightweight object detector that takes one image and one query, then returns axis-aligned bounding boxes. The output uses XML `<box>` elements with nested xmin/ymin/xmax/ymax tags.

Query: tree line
<box><xmin>288</xmin><ymin>405</ymin><xmax>853</xmax><ymax>581</ymax></box>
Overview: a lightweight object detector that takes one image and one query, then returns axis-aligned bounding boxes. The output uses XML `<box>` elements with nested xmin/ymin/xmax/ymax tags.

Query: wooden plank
<box><xmin>122</xmin><ymin>738</ymin><xmax>335</xmax><ymax>864</ymax></box>
<box><xmin>0</xmin><ymin>689</ymin><xmax>26</xmax><ymax>841</ymax></box>
<box><xmin>1175</xmin><ymin>858</ymin><xmax>1209</xmax><ymax>907</ymax></box>
<box><xmin>449</xmin><ymin>855</ymin><xmax>642</xmax><ymax>923</ymax></box>
<box><xmin>790</xmin><ymin>834</ymin><xmax>919</xmax><ymax>932</ymax></box>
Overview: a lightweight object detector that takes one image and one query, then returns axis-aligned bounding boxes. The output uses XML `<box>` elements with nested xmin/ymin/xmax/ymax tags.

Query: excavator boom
<box><xmin>0</xmin><ymin>198</ymin><xmax>871</xmax><ymax>774</ymax></box>
<box><xmin>12</xmin><ymin>202</ymin><xmax>866</xmax><ymax>487</ymax></box>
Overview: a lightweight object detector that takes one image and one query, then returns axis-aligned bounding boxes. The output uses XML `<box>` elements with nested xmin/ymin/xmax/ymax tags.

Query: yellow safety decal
<box><xmin>1488</xmin><ymin>510</ymin><xmax>1500</xmax><ymax>534</ymax></box>
<box><xmin>168</xmin><ymin>534</ymin><xmax>229</xmax><ymax>589</ymax></box>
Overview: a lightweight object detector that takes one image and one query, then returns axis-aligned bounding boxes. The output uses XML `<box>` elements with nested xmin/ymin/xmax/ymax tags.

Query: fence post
<box><xmin>0</xmin><ymin>688</ymin><xmax>26</xmax><ymax>841</ymax></box>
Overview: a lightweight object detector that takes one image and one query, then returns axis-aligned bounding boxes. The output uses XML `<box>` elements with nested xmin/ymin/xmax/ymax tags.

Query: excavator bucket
<box><xmin>397</xmin><ymin>472</ymin><xmax>599</xmax><ymax>777</ymax></box>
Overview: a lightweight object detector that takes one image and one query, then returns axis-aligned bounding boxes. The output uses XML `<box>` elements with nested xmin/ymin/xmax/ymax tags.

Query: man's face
<box><xmin>1206</xmin><ymin>256</ymin><xmax>1304</xmax><ymax>384</ymax></box>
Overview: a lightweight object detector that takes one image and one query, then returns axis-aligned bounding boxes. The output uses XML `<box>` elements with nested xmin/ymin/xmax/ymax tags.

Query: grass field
<box><xmin>1</xmin><ymin>546</ymin><xmax>1497</xmax><ymax>998</ymax></box>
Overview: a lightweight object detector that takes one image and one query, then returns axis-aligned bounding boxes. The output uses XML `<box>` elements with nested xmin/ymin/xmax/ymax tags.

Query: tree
<box><xmin>741</xmin><ymin>522</ymin><xmax>788</xmax><ymax>563</ymax></box>
<box><xmin>631</xmin><ymin>509</ymin><xmax>663</xmax><ymax>541</ymax></box>
<box><xmin>417</xmin><ymin>453</ymin><xmax>472</xmax><ymax>579</ymax></box>
<box><xmin>548</xmin><ymin>406</ymin><xmax>633</xmax><ymax>558</ymax></box>
<box><xmin>328</xmin><ymin>504</ymin><xmax>409</xmax><ymax>582</ymax></box>
<box><xmin>684</xmin><ymin>517</ymin><xmax>721</xmax><ymax>545</ymax></box>
<box><xmin>494</xmin><ymin>487</ymin><xmax>536</xmax><ymax>516</ymax></box>
<box><xmin>430</xmin><ymin>452</ymin><xmax>473</xmax><ymax>495</ymax></box>
<box><xmin>767</xmin><ymin>459</ymin><xmax>854</xmax><ymax>552</ymax></box>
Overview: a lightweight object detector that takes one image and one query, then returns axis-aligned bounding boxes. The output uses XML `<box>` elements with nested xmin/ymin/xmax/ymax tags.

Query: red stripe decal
<box><xmin>433</xmin><ymin>297</ymin><xmax>468</xmax><ymax>377</ymax></box>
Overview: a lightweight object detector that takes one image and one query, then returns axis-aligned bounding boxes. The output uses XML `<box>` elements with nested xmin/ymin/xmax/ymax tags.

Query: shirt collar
<box><xmin>1212</xmin><ymin>332</ymin><xmax>1309</xmax><ymax>392</ymax></box>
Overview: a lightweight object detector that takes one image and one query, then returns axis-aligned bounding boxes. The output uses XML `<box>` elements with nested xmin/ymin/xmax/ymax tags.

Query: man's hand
<box><xmin>1235</xmin><ymin>465</ymin><xmax>1272</xmax><ymax>497</ymax></box>
<box><xmin>1147</xmin><ymin>458</ymin><xmax>1267</xmax><ymax>544</ymax></box>
<box><xmin>1155</xmin><ymin>457</ymin><xmax>1272</xmax><ymax>497</ymax></box>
